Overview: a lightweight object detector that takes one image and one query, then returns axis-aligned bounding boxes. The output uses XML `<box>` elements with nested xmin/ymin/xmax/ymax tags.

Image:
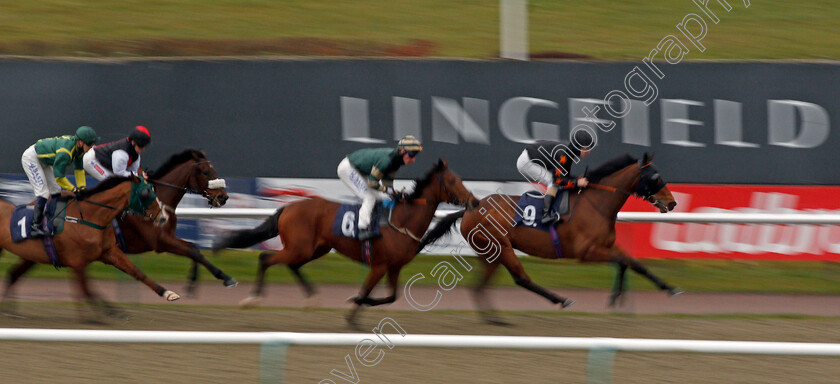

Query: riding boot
<box><xmin>540</xmin><ymin>194</ymin><xmax>557</xmax><ymax>225</ymax></box>
<box><xmin>358</xmin><ymin>227</ymin><xmax>377</xmax><ymax>242</ymax></box>
<box><xmin>30</xmin><ymin>197</ymin><xmax>47</xmax><ymax>237</ymax></box>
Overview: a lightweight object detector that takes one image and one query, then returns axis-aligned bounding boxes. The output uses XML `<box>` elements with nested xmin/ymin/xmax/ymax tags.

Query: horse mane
<box><xmin>587</xmin><ymin>154</ymin><xmax>638</xmax><ymax>182</ymax></box>
<box><xmin>407</xmin><ymin>159</ymin><xmax>447</xmax><ymax>200</ymax></box>
<box><xmin>78</xmin><ymin>176</ymin><xmax>133</xmax><ymax>199</ymax></box>
<box><xmin>145</xmin><ymin>149</ymin><xmax>205</xmax><ymax>180</ymax></box>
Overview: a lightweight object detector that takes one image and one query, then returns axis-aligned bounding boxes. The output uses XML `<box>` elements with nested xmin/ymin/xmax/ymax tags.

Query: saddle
<box><xmin>332</xmin><ymin>202</ymin><xmax>387</xmax><ymax>240</ymax></box>
<box><xmin>10</xmin><ymin>198</ymin><xmax>69</xmax><ymax>267</ymax></box>
<box><xmin>512</xmin><ymin>191</ymin><xmax>570</xmax><ymax>259</ymax></box>
<box><xmin>513</xmin><ymin>190</ymin><xmax>570</xmax><ymax>231</ymax></box>
<box><xmin>10</xmin><ymin>198</ymin><xmax>68</xmax><ymax>242</ymax></box>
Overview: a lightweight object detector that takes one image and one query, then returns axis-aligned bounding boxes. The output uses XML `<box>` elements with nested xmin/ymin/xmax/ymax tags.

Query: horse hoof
<box><xmin>224</xmin><ymin>278</ymin><xmax>239</xmax><ymax>288</ymax></box>
<box><xmin>240</xmin><ymin>296</ymin><xmax>262</xmax><ymax>308</ymax></box>
<box><xmin>560</xmin><ymin>298</ymin><xmax>575</xmax><ymax>308</ymax></box>
<box><xmin>669</xmin><ymin>288</ymin><xmax>685</xmax><ymax>297</ymax></box>
<box><xmin>164</xmin><ymin>290</ymin><xmax>181</xmax><ymax>301</ymax></box>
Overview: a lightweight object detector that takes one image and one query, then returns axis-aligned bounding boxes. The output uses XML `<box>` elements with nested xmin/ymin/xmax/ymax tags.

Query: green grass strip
<box><xmin>2</xmin><ymin>250</ymin><xmax>838</xmax><ymax>294</ymax></box>
<box><xmin>0</xmin><ymin>0</ymin><xmax>835</xmax><ymax>59</ymax></box>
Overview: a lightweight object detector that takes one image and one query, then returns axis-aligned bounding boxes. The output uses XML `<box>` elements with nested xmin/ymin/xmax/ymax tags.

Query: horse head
<box><xmin>187</xmin><ymin>151</ymin><xmax>229</xmax><ymax>207</ymax></box>
<box><xmin>148</xmin><ymin>149</ymin><xmax>229</xmax><ymax>208</ymax></box>
<box><xmin>634</xmin><ymin>153</ymin><xmax>677</xmax><ymax>213</ymax></box>
<box><xmin>426</xmin><ymin>159</ymin><xmax>480</xmax><ymax>210</ymax></box>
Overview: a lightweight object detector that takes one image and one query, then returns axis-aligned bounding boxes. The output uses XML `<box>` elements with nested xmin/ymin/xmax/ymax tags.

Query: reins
<box><xmin>385</xmin><ymin>172</ymin><xmax>458</xmax><ymax>242</ymax></box>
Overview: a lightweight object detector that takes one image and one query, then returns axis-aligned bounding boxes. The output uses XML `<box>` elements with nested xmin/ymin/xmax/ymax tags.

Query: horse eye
<box><xmin>140</xmin><ymin>189</ymin><xmax>151</xmax><ymax>200</ymax></box>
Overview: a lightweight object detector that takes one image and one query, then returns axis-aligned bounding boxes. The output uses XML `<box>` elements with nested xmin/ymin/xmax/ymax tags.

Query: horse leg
<box><xmin>156</xmin><ymin>233</ymin><xmax>238</xmax><ymax>295</ymax></box>
<box><xmin>609</xmin><ymin>261</ymin><xmax>629</xmax><ymax>307</ymax></box>
<box><xmin>0</xmin><ymin>260</ymin><xmax>36</xmax><ymax>317</ymax></box>
<box><xmin>499</xmin><ymin>246</ymin><xmax>574</xmax><ymax>308</ymax></box>
<box><xmin>472</xmin><ymin>259</ymin><xmax>510</xmax><ymax>326</ymax></box>
<box><xmin>185</xmin><ymin>261</ymin><xmax>200</xmax><ymax>297</ymax></box>
<box><xmin>359</xmin><ymin>264</ymin><xmax>401</xmax><ymax>307</ymax></box>
<box><xmin>288</xmin><ymin>246</ymin><xmax>329</xmax><ymax>303</ymax></box>
<box><xmin>243</xmin><ymin>248</ymin><xmax>308</xmax><ymax>307</ymax></box>
<box><xmin>346</xmin><ymin>264</ymin><xmax>388</xmax><ymax>327</ymax></box>
<box><xmin>71</xmin><ymin>266</ymin><xmax>125</xmax><ymax>320</ymax></box>
<box><xmin>101</xmin><ymin>248</ymin><xmax>180</xmax><ymax>302</ymax></box>
<box><xmin>616</xmin><ymin>253</ymin><xmax>683</xmax><ymax>296</ymax></box>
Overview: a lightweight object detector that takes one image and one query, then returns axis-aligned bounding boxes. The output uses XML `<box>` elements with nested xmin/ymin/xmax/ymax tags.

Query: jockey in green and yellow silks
<box><xmin>21</xmin><ymin>125</ymin><xmax>99</xmax><ymax>237</ymax></box>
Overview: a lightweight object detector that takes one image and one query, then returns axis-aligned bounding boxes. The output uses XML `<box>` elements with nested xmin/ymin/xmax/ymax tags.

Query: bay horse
<box><xmin>212</xmin><ymin>159</ymin><xmax>479</xmax><ymax>325</ymax></box>
<box><xmin>2</xmin><ymin>149</ymin><xmax>236</xmax><ymax>297</ymax></box>
<box><xmin>418</xmin><ymin>153</ymin><xmax>682</xmax><ymax>323</ymax></box>
<box><xmin>0</xmin><ymin>175</ymin><xmax>180</xmax><ymax>317</ymax></box>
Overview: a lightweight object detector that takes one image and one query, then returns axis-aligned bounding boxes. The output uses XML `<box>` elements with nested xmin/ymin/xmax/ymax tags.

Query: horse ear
<box><xmin>642</xmin><ymin>153</ymin><xmax>650</xmax><ymax>163</ymax></box>
<box><xmin>438</xmin><ymin>158</ymin><xmax>448</xmax><ymax>168</ymax></box>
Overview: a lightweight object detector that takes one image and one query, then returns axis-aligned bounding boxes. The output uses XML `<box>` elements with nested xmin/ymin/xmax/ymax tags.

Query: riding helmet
<box><xmin>129</xmin><ymin>126</ymin><xmax>152</xmax><ymax>148</ymax></box>
<box><xmin>75</xmin><ymin>126</ymin><xmax>100</xmax><ymax>145</ymax></box>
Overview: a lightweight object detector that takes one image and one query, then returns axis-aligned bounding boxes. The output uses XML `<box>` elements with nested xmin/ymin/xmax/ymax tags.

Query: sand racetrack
<box><xmin>1</xmin><ymin>280</ymin><xmax>840</xmax><ymax>383</ymax></box>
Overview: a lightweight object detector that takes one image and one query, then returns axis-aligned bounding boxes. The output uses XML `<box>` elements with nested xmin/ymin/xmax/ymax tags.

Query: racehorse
<box><xmin>212</xmin><ymin>159</ymin><xmax>479</xmax><ymax>325</ymax></box>
<box><xmin>0</xmin><ymin>175</ymin><xmax>179</xmax><ymax>317</ymax></box>
<box><xmin>418</xmin><ymin>153</ymin><xmax>682</xmax><ymax>323</ymax></box>
<box><xmin>2</xmin><ymin>149</ymin><xmax>236</xmax><ymax>296</ymax></box>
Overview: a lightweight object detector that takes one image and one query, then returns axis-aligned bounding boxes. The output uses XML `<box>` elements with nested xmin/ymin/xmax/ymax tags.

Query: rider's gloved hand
<box><xmin>73</xmin><ymin>187</ymin><xmax>85</xmax><ymax>201</ymax></box>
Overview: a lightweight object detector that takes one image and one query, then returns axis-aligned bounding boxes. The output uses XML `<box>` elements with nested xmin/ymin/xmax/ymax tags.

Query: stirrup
<box><xmin>357</xmin><ymin>229</ymin><xmax>377</xmax><ymax>242</ymax></box>
<box><xmin>540</xmin><ymin>212</ymin><xmax>559</xmax><ymax>225</ymax></box>
<box><xmin>29</xmin><ymin>225</ymin><xmax>46</xmax><ymax>238</ymax></box>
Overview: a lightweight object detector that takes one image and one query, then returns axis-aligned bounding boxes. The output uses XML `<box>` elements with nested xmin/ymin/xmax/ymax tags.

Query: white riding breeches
<box><xmin>337</xmin><ymin>157</ymin><xmax>386</xmax><ymax>230</ymax></box>
<box><xmin>516</xmin><ymin>149</ymin><xmax>554</xmax><ymax>188</ymax></box>
<box><xmin>21</xmin><ymin>145</ymin><xmax>61</xmax><ymax>198</ymax></box>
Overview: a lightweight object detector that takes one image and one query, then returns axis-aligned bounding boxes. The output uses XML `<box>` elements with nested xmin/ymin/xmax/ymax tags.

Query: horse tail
<box><xmin>417</xmin><ymin>209</ymin><xmax>465</xmax><ymax>253</ymax></box>
<box><xmin>213</xmin><ymin>207</ymin><xmax>284</xmax><ymax>251</ymax></box>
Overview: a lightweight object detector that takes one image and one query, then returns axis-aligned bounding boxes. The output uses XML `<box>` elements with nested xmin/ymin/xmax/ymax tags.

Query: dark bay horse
<box><xmin>3</xmin><ymin>149</ymin><xmax>236</xmax><ymax>296</ymax></box>
<box><xmin>213</xmin><ymin>159</ymin><xmax>479</xmax><ymax>324</ymax></box>
<box><xmin>0</xmin><ymin>175</ymin><xmax>180</xmax><ymax>317</ymax></box>
<box><xmin>419</xmin><ymin>153</ymin><xmax>682</xmax><ymax>322</ymax></box>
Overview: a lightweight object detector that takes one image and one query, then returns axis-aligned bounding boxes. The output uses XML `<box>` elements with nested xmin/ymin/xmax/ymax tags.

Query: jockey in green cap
<box><xmin>337</xmin><ymin>135</ymin><xmax>423</xmax><ymax>241</ymax></box>
<box><xmin>21</xmin><ymin>126</ymin><xmax>99</xmax><ymax>237</ymax></box>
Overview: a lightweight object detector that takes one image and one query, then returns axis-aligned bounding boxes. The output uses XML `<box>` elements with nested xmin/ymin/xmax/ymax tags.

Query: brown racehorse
<box><xmin>418</xmin><ymin>153</ymin><xmax>682</xmax><ymax>323</ymax></box>
<box><xmin>0</xmin><ymin>175</ymin><xmax>180</xmax><ymax>317</ymax></box>
<box><xmin>2</xmin><ymin>149</ymin><xmax>236</xmax><ymax>297</ymax></box>
<box><xmin>212</xmin><ymin>159</ymin><xmax>479</xmax><ymax>325</ymax></box>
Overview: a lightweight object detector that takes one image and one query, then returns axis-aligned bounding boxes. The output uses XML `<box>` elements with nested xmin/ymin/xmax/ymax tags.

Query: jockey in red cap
<box><xmin>83</xmin><ymin>126</ymin><xmax>151</xmax><ymax>181</ymax></box>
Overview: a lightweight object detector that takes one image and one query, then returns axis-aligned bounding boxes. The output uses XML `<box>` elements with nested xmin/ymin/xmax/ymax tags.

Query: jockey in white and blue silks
<box><xmin>337</xmin><ymin>136</ymin><xmax>423</xmax><ymax>241</ymax></box>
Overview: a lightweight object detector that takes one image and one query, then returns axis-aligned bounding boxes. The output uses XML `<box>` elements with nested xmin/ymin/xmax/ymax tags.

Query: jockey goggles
<box><xmin>406</xmin><ymin>150</ymin><xmax>419</xmax><ymax>158</ymax></box>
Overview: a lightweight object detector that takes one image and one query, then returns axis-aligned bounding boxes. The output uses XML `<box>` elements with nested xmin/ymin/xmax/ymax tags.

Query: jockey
<box><xmin>84</xmin><ymin>126</ymin><xmax>151</xmax><ymax>181</ymax></box>
<box><xmin>21</xmin><ymin>126</ymin><xmax>99</xmax><ymax>237</ymax></box>
<box><xmin>337</xmin><ymin>135</ymin><xmax>423</xmax><ymax>241</ymax></box>
<box><xmin>516</xmin><ymin>129</ymin><xmax>594</xmax><ymax>225</ymax></box>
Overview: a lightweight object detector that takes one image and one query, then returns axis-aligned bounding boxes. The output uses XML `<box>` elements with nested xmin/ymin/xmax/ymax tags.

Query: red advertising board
<box><xmin>616</xmin><ymin>185</ymin><xmax>840</xmax><ymax>261</ymax></box>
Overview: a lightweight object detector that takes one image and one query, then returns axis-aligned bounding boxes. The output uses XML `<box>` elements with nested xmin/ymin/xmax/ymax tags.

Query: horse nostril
<box><xmin>668</xmin><ymin>201</ymin><xmax>677</xmax><ymax>211</ymax></box>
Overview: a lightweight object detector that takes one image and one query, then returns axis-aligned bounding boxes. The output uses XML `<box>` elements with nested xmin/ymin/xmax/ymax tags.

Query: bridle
<box><xmin>584</xmin><ymin>162</ymin><xmax>668</xmax><ymax>216</ymax></box>
<box><xmin>65</xmin><ymin>194</ymin><xmax>169</xmax><ymax>230</ymax></box>
<box><xmin>388</xmin><ymin>170</ymin><xmax>466</xmax><ymax>242</ymax></box>
<box><xmin>149</xmin><ymin>160</ymin><xmax>227</xmax><ymax>207</ymax></box>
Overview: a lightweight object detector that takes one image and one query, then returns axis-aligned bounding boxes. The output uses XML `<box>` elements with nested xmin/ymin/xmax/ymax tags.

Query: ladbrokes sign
<box><xmin>616</xmin><ymin>185</ymin><xmax>840</xmax><ymax>260</ymax></box>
